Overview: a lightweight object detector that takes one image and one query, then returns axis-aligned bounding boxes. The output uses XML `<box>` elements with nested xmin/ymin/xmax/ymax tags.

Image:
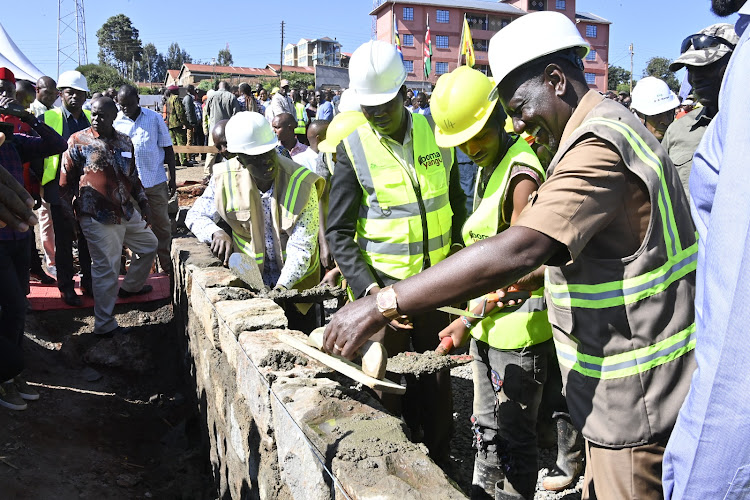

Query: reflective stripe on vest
<box><xmin>343</xmin><ymin>113</ymin><xmax>453</xmax><ymax>280</ymax></box>
<box><xmin>283</xmin><ymin>167</ymin><xmax>313</xmax><ymax>214</ymax></box>
<box><xmin>555</xmin><ymin>322</ymin><xmax>696</xmax><ymax>380</ymax></box>
<box><xmin>41</xmin><ymin>108</ymin><xmax>91</xmax><ymax>185</ymax></box>
<box><xmin>545</xmin><ymin>117</ymin><xmax>698</xmax><ymax>310</ymax></box>
<box><xmin>461</xmin><ymin>136</ymin><xmax>551</xmax><ymax>349</ymax></box>
<box><xmin>294</xmin><ymin>102</ymin><xmax>306</xmax><ymax>134</ymax></box>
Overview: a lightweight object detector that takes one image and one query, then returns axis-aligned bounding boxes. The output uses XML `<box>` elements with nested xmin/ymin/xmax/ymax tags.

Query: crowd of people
<box><xmin>0</xmin><ymin>1</ymin><xmax>747</xmax><ymax>499</ymax></box>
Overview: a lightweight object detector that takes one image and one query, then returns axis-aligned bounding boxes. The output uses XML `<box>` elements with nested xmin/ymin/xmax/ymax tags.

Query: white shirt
<box><xmin>114</xmin><ymin>107</ymin><xmax>173</xmax><ymax>188</ymax></box>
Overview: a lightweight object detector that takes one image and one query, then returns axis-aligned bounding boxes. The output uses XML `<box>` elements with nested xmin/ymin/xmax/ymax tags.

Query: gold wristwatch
<box><xmin>375</xmin><ymin>285</ymin><xmax>401</xmax><ymax>320</ymax></box>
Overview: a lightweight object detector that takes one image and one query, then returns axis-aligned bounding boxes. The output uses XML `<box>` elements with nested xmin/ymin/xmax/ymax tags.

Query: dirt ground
<box><xmin>0</xmin><ymin>300</ymin><xmax>214</xmax><ymax>500</ymax></box>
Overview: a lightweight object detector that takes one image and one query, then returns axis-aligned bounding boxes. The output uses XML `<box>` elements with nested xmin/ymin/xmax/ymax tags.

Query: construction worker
<box><xmin>430</xmin><ymin>66</ymin><xmax>573</xmax><ymax>499</ymax></box>
<box><xmin>326</xmin><ymin>40</ymin><xmax>466</xmax><ymax>468</ymax></box>
<box><xmin>185</xmin><ymin>112</ymin><xmax>324</xmax><ymax>332</ymax></box>
<box><xmin>41</xmin><ymin>70</ymin><xmax>92</xmax><ymax>307</ymax></box>
<box><xmin>292</xmin><ymin>89</ymin><xmax>308</xmax><ymax>145</ymax></box>
<box><xmin>630</xmin><ymin>77</ymin><xmax>680</xmax><ymax>142</ymax></box>
<box><xmin>324</xmin><ymin>12</ymin><xmax>696</xmax><ymax>499</ymax></box>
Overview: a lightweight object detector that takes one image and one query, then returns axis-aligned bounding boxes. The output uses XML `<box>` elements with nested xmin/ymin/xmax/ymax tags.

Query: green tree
<box><xmin>135</xmin><ymin>43</ymin><xmax>168</xmax><ymax>83</ymax></box>
<box><xmin>643</xmin><ymin>57</ymin><xmax>679</xmax><ymax>93</ymax></box>
<box><xmin>96</xmin><ymin>14</ymin><xmax>143</xmax><ymax>78</ymax></box>
<box><xmin>197</xmin><ymin>79</ymin><xmax>218</xmax><ymax>91</ymax></box>
<box><xmin>608</xmin><ymin>65</ymin><xmax>631</xmax><ymax>91</ymax></box>
<box><xmin>166</xmin><ymin>42</ymin><xmax>192</xmax><ymax>70</ymax></box>
<box><xmin>217</xmin><ymin>47</ymin><xmax>233</xmax><ymax>66</ymax></box>
<box><xmin>278</xmin><ymin>72</ymin><xmax>315</xmax><ymax>90</ymax></box>
<box><xmin>77</xmin><ymin>64</ymin><xmax>133</xmax><ymax>94</ymax></box>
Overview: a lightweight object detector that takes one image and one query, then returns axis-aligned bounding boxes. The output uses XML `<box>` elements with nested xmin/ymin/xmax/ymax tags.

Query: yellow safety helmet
<box><xmin>318</xmin><ymin>111</ymin><xmax>368</xmax><ymax>153</ymax></box>
<box><xmin>431</xmin><ymin>66</ymin><xmax>499</xmax><ymax>148</ymax></box>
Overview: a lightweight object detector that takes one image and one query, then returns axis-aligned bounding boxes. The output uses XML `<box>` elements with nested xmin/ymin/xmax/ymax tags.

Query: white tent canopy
<box><xmin>0</xmin><ymin>22</ymin><xmax>44</xmax><ymax>82</ymax></box>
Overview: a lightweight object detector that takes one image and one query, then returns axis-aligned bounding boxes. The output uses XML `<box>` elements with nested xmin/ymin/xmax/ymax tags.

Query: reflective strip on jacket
<box><xmin>342</xmin><ymin>113</ymin><xmax>453</xmax><ymax>280</ymax></box>
<box><xmin>41</xmin><ymin>108</ymin><xmax>91</xmax><ymax>185</ymax></box>
<box><xmin>462</xmin><ymin>135</ymin><xmax>552</xmax><ymax>350</ymax></box>
<box><xmin>543</xmin><ymin>98</ymin><xmax>697</xmax><ymax>448</ymax></box>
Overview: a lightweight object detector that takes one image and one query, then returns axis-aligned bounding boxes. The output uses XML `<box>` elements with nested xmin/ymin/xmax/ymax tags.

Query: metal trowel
<box><xmin>228</xmin><ymin>252</ymin><xmax>267</xmax><ymax>292</ymax></box>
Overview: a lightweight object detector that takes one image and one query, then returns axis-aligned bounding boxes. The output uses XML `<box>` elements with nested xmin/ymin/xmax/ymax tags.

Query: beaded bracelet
<box><xmin>460</xmin><ymin>315</ymin><xmax>473</xmax><ymax>329</ymax></box>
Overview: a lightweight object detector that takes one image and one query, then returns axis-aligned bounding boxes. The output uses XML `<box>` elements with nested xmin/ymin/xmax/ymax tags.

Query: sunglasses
<box><xmin>681</xmin><ymin>34</ymin><xmax>736</xmax><ymax>54</ymax></box>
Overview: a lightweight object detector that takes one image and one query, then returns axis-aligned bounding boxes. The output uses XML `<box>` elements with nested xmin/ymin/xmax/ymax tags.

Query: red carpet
<box><xmin>28</xmin><ymin>273</ymin><xmax>171</xmax><ymax>311</ymax></box>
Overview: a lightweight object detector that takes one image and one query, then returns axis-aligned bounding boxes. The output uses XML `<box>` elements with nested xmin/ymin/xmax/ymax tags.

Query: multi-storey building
<box><xmin>284</xmin><ymin>37</ymin><xmax>343</xmax><ymax>67</ymax></box>
<box><xmin>371</xmin><ymin>0</ymin><xmax>610</xmax><ymax>91</ymax></box>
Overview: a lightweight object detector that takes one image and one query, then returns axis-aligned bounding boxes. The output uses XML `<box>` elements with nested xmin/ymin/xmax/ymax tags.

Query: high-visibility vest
<box><xmin>544</xmin><ymin>97</ymin><xmax>697</xmax><ymax>447</ymax></box>
<box><xmin>213</xmin><ymin>154</ymin><xmax>325</xmax><ymax>312</ymax></box>
<box><xmin>41</xmin><ymin>108</ymin><xmax>91</xmax><ymax>185</ymax></box>
<box><xmin>294</xmin><ymin>102</ymin><xmax>307</xmax><ymax>135</ymax></box>
<box><xmin>342</xmin><ymin>113</ymin><xmax>454</xmax><ymax>280</ymax></box>
<box><xmin>462</xmin><ymin>136</ymin><xmax>551</xmax><ymax>350</ymax></box>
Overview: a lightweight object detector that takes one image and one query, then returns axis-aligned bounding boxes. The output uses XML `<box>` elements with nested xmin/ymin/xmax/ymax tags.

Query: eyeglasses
<box><xmin>681</xmin><ymin>34</ymin><xmax>736</xmax><ymax>54</ymax></box>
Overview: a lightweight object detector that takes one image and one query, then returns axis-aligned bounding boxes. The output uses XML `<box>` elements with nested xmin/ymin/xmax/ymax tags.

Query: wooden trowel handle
<box><xmin>308</xmin><ymin>328</ymin><xmax>388</xmax><ymax>380</ymax></box>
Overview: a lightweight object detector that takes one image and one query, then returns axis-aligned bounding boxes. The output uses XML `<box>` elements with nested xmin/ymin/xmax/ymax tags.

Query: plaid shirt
<box><xmin>60</xmin><ymin>128</ymin><xmax>149</xmax><ymax>225</ymax></box>
<box><xmin>114</xmin><ymin>108</ymin><xmax>173</xmax><ymax>188</ymax></box>
<box><xmin>0</xmin><ymin>119</ymin><xmax>68</xmax><ymax>240</ymax></box>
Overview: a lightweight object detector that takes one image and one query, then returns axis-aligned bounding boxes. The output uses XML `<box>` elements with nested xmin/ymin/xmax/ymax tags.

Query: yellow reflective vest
<box><xmin>294</xmin><ymin>102</ymin><xmax>307</xmax><ymax>135</ymax></box>
<box><xmin>342</xmin><ymin>113</ymin><xmax>453</xmax><ymax>280</ymax></box>
<box><xmin>462</xmin><ymin>136</ymin><xmax>551</xmax><ymax>350</ymax></box>
<box><xmin>42</xmin><ymin>108</ymin><xmax>91</xmax><ymax>185</ymax></box>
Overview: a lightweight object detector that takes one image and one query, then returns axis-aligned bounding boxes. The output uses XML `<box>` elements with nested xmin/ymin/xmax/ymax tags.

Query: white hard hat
<box><xmin>488</xmin><ymin>12</ymin><xmax>589</xmax><ymax>90</ymax></box>
<box><xmin>349</xmin><ymin>40</ymin><xmax>407</xmax><ymax>107</ymax></box>
<box><xmin>630</xmin><ymin>77</ymin><xmax>680</xmax><ymax>116</ymax></box>
<box><xmin>337</xmin><ymin>89</ymin><xmax>361</xmax><ymax>113</ymax></box>
<box><xmin>57</xmin><ymin>70</ymin><xmax>89</xmax><ymax>92</ymax></box>
<box><xmin>225</xmin><ymin>112</ymin><xmax>278</xmax><ymax>156</ymax></box>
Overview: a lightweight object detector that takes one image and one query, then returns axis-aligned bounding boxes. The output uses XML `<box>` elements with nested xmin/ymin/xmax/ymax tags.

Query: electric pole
<box><xmin>280</xmin><ymin>21</ymin><xmax>285</xmax><ymax>86</ymax></box>
<box><xmin>629</xmin><ymin>43</ymin><xmax>634</xmax><ymax>94</ymax></box>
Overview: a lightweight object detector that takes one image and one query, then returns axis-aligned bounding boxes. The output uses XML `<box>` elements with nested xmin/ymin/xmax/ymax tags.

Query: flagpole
<box><xmin>458</xmin><ymin>14</ymin><xmax>465</xmax><ymax>66</ymax></box>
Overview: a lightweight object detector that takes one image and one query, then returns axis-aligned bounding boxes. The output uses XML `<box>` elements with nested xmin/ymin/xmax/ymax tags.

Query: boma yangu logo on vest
<box><xmin>417</xmin><ymin>151</ymin><xmax>442</xmax><ymax>169</ymax></box>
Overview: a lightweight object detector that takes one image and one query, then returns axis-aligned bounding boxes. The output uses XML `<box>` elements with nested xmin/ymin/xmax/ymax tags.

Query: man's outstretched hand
<box><xmin>323</xmin><ymin>295</ymin><xmax>389</xmax><ymax>359</ymax></box>
<box><xmin>0</xmin><ymin>133</ymin><xmax>37</xmax><ymax>232</ymax></box>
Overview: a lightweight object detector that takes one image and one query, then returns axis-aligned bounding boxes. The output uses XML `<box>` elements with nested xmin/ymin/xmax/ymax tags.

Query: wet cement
<box><xmin>258</xmin><ymin>349</ymin><xmax>308</xmax><ymax>371</ymax></box>
<box><xmin>261</xmin><ymin>284</ymin><xmax>347</xmax><ymax>303</ymax></box>
<box><xmin>387</xmin><ymin>352</ymin><xmax>473</xmax><ymax>375</ymax></box>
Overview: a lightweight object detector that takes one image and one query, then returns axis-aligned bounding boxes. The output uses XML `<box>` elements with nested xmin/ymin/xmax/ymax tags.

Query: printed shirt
<box><xmin>114</xmin><ymin>107</ymin><xmax>173</xmax><ymax>188</ymax></box>
<box><xmin>60</xmin><ymin>128</ymin><xmax>149</xmax><ymax>225</ymax></box>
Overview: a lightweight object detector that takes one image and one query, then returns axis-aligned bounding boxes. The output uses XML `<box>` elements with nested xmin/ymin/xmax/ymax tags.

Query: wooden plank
<box><xmin>276</xmin><ymin>333</ymin><xmax>406</xmax><ymax>395</ymax></box>
<box><xmin>172</xmin><ymin>145</ymin><xmax>218</xmax><ymax>153</ymax></box>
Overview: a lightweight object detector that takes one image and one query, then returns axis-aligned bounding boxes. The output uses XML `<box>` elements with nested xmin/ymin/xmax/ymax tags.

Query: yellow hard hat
<box><xmin>318</xmin><ymin>111</ymin><xmax>367</xmax><ymax>153</ymax></box>
<box><xmin>431</xmin><ymin>66</ymin><xmax>498</xmax><ymax>148</ymax></box>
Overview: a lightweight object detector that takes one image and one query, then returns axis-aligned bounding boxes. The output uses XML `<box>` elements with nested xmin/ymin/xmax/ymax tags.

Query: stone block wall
<box><xmin>172</xmin><ymin>236</ymin><xmax>467</xmax><ymax>499</ymax></box>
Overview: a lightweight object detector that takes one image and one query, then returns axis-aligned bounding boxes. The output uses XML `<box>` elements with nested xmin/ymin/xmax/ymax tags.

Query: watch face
<box><xmin>378</xmin><ymin>288</ymin><xmax>397</xmax><ymax>310</ymax></box>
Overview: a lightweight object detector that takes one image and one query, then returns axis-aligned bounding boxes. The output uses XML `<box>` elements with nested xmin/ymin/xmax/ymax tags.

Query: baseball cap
<box><xmin>670</xmin><ymin>23</ymin><xmax>738</xmax><ymax>71</ymax></box>
<box><xmin>0</xmin><ymin>68</ymin><xmax>16</xmax><ymax>84</ymax></box>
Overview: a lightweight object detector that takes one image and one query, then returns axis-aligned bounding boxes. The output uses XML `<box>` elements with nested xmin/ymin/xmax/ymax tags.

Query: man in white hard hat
<box><xmin>41</xmin><ymin>70</ymin><xmax>92</xmax><ymax>307</ymax></box>
<box><xmin>323</xmin><ymin>12</ymin><xmax>696</xmax><ymax>499</ymax></box>
<box><xmin>325</xmin><ymin>40</ymin><xmax>467</xmax><ymax>469</ymax></box>
<box><xmin>630</xmin><ymin>77</ymin><xmax>680</xmax><ymax>142</ymax></box>
<box><xmin>185</xmin><ymin>111</ymin><xmax>324</xmax><ymax>332</ymax></box>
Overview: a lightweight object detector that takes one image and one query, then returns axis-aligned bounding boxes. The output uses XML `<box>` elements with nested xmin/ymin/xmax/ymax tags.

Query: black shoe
<box><xmin>95</xmin><ymin>325</ymin><xmax>132</xmax><ymax>338</ymax></box>
<box><xmin>80</xmin><ymin>282</ymin><xmax>93</xmax><ymax>297</ymax></box>
<box><xmin>118</xmin><ymin>285</ymin><xmax>153</xmax><ymax>298</ymax></box>
<box><xmin>30</xmin><ymin>270</ymin><xmax>56</xmax><ymax>285</ymax></box>
<box><xmin>61</xmin><ymin>289</ymin><xmax>82</xmax><ymax>307</ymax></box>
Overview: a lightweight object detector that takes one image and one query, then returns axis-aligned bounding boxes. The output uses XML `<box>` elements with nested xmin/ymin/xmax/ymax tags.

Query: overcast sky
<box><xmin>2</xmin><ymin>0</ymin><xmax>734</xmax><ymax>82</ymax></box>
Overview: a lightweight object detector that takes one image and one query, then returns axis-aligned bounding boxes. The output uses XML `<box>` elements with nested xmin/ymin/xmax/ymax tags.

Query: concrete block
<box><xmin>215</xmin><ymin>298</ymin><xmax>287</xmax><ymax>337</ymax></box>
<box><xmin>192</xmin><ymin>266</ymin><xmax>246</xmax><ymax>289</ymax></box>
<box><xmin>189</xmin><ymin>281</ymin><xmax>219</xmax><ymax>347</ymax></box>
<box><xmin>236</xmin><ymin>330</ymin><xmax>330</xmax><ymax>442</ymax></box>
<box><xmin>272</xmin><ymin>377</ymin><xmax>467</xmax><ymax>500</ymax></box>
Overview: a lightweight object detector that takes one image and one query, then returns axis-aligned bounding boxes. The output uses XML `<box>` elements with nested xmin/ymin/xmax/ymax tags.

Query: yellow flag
<box><xmin>461</xmin><ymin>15</ymin><xmax>475</xmax><ymax>67</ymax></box>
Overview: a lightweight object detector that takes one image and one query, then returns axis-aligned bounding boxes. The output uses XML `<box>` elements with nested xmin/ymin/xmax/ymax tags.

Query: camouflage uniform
<box><xmin>166</xmin><ymin>94</ymin><xmax>188</xmax><ymax>165</ymax></box>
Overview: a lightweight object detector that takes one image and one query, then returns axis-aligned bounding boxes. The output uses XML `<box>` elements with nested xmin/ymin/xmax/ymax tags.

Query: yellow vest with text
<box><xmin>342</xmin><ymin>113</ymin><xmax>453</xmax><ymax>280</ymax></box>
<box><xmin>462</xmin><ymin>136</ymin><xmax>551</xmax><ymax>350</ymax></box>
<box><xmin>42</xmin><ymin>108</ymin><xmax>91</xmax><ymax>185</ymax></box>
<box><xmin>294</xmin><ymin>102</ymin><xmax>307</xmax><ymax>135</ymax></box>
<box><xmin>213</xmin><ymin>155</ymin><xmax>324</xmax><ymax>311</ymax></box>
